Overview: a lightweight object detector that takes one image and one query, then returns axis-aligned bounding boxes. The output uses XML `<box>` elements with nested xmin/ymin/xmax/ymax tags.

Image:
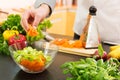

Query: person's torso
<box><xmin>73</xmin><ymin>0</ymin><xmax>120</xmax><ymax>44</ymax></box>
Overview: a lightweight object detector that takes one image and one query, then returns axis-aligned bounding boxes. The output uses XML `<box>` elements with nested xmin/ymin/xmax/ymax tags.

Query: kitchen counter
<box><xmin>0</xmin><ymin>51</ymin><xmax>84</xmax><ymax>80</ymax></box>
<box><xmin>0</xmin><ymin>34</ymin><xmax>110</xmax><ymax>80</ymax></box>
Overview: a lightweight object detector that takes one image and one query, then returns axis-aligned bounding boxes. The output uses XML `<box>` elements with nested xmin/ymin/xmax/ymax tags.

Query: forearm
<box><xmin>34</xmin><ymin>0</ymin><xmax>56</xmax><ymax>16</ymax></box>
<box><xmin>37</xmin><ymin>4</ymin><xmax>50</xmax><ymax>17</ymax></box>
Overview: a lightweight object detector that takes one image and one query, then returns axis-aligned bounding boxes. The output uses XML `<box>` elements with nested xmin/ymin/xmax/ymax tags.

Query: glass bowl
<box><xmin>9</xmin><ymin>40</ymin><xmax>59</xmax><ymax>73</ymax></box>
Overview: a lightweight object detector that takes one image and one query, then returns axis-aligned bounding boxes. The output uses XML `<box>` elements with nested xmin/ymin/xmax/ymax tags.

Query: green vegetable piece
<box><xmin>98</xmin><ymin>44</ymin><xmax>104</xmax><ymax>58</ymax></box>
<box><xmin>85</xmin><ymin>58</ymin><xmax>97</xmax><ymax>66</ymax></box>
<box><xmin>1</xmin><ymin>14</ymin><xmax>25</xmax><ymax>34</ymax></box>
<box><xmin>26</xmin><ymin>19</ymin><xmax>51</xmax><ymax>43</ymax></box>
<box><xmin>0</xmin><ymin>40</ymin><xmax>10</xmax><ymax>55</ymax></box>
<box><xmin>97</xmin><ymin>59</ymin><xmax>105</xmax><ymax>67</ymax></box>
<box><xmin>13</xmin><ymin>46</ymin><xmax>52</xmax><ymax>64</ymax></box>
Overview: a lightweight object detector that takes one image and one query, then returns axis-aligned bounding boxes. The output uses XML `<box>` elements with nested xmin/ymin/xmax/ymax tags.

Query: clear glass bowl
<box><xmin>9</xmin><ymin>40</ymin><xmax>58</xmax><ymax>74</ymax></box>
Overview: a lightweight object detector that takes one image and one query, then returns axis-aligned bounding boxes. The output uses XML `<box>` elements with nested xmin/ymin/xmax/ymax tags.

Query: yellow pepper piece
<box><xmin>3</xmin><ymin>30</ymin><xmax>19</xmax><ymax>40</ymax></box>
<box><xmin>108</xmin><ymin>47</ymin><xmax>120</xmax><ymax>59</ymax></box>
<box><xmin>110</xmin><ymin>45</ymin><xmax>120</xmax><ymax>51</ymax></box>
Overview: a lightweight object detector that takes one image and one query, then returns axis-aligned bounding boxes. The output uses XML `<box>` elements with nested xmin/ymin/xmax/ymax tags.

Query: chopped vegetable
<box><xmin>98</xmin><ymin>44</ymin><xmax>104</xmax><ymax>57</ymax></box>
<box><xmin>20</xmin><ymin>55</ymin><xmax>46</xmax><ymax>72</ymax></box>
<box><xmin>108</xmin><ymin>47</ymin><xmax>120</xmax><ymax>59</ymax></box>
<box><xmin>110</xmin><ymin>45</ymin><xmax>120</xmax><ymax>51</ymax></box>
<box><xmin>37</xmin><ymin>19</ymin><xmax>52</xmax><ymax>29</ymax></box>
<box><xmin>26</xmin><ymin>19</ymin><xmax>52</xmax><ymax>43</ymax></box>
<box><xmin>8</xmin><ymin>34</ymin><xmax>26</xmax><ymax>45</ymax></box>
<box><xmin>52</xmin><ymin>38</ymin><xmax>83</xmax><ymax>48</ymax></box>
<box><xmin>3</xmin><ymin>30</ymin><xmax>19</xmax><ymax>40</ymax></box>
<box><xmin>8</xmin><ymin>34</ymin><xmax>26</xmax><ymax>50</ymax></box>
<box><xmin>27</xmin><ymin>25</ymin><xmax>39</xmax><ymax>36</ymax></box>
<box><xmin>70</xmin><ymin>40</ymin><xmax>83</xmax><ymax>48</ymax></box>
<box><xmin>13</xmin><ymin>46</ymin><xmax>52</xmax><ymax>72</ymax></box>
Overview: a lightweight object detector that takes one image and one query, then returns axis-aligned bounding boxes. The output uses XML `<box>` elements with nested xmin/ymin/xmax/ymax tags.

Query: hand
<box><xmin>21</xmin><ymin>4</ymin><xmax>50</xmax><ymax>31</ymax></box>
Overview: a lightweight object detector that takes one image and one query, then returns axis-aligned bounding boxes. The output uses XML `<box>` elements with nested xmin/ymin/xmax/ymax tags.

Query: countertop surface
<box><xmin>0</xmin><ymin>52</ymin><xmax>84</xmax><ymax>80</ymax></box>
<box><xmin>0</xmin><ymin>33</ymin><xmax>110</xmax><ymax>80</ymax></box>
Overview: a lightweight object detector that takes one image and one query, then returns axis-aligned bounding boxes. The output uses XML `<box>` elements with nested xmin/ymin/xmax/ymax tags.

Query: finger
<box><xmin>21</xmin><ymin>18</ymin><xmax>29</xmax><ymax>32</ymax></box>
<box><xmin>32</xmin><ymin>14</ymin><xmax>43</xmax><ymax>27</ymax></box>
<box><xmin>21</xmin><ymin>21</ymin><xmax>27</xmax><ymax>32</ymax></box>
<box><xmin>21</xmin><ymin>10</ymin><xmax>31</xmax><ymax>31</ymax></box>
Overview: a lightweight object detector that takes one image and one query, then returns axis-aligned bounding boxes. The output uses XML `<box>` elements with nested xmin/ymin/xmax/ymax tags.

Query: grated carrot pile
<box><xmin>20</xmin><ymin>55</ymin><xmax>46</xmax><ymax>72</ymax></box>
<box><xmin>52</xmin><ymin>38</ymin><xmax>83</xmax><ymax>48</ymax></box>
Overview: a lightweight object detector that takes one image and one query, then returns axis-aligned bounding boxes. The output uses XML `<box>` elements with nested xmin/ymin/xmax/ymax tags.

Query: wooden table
<box><xmin>0</xmin><ymin>34</ymin><xmax>110</xmax><ymax>80</ymax></box>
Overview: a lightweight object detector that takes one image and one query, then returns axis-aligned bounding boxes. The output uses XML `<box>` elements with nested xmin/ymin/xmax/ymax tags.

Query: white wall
<box><xmin>0</xmin><ymin>0</ymin><xmax>36</xmax><ymax>22</ymax></box>
<box><xmin>0</xmin><ymin>0</ymin><xmax>35</xmax><ymax>9</ymax></box>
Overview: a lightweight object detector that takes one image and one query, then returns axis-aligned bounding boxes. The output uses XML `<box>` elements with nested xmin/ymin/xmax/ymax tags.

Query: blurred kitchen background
<box><xmin>0</xmin><ymin>0</ymin><xmax>78</xmax><ymax>36</ymax></box>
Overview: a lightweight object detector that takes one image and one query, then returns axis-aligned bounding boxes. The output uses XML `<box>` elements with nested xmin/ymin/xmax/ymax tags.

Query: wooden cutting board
<box><xmin>51</xmin><ymin>39</ymin><xmax>97</xmax><ymax>57</ymax></box>
<box><xmin>59</xmin><ymin>46</ymin><xmax>97</xmax><ymax>57</ymax></box>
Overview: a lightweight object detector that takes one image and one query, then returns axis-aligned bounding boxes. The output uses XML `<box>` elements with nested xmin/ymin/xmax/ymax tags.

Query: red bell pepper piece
<box><xmin>8</xmin><ymin>34</ymin><xmax>27</xmax><ymax>49</ymax></box>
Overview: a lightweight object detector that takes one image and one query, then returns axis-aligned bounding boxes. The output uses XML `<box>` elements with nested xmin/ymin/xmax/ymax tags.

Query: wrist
<box><xmin>39</xmin><ymin>3</ymin><xmax>51</xmax><ymax>17</ymax></box>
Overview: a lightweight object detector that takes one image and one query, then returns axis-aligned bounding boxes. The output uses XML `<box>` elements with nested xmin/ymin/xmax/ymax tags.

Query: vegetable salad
<box><xmin>13</xmin><ymin>46</ymin><xmax>52</xmax><ymax>72</ymax></box>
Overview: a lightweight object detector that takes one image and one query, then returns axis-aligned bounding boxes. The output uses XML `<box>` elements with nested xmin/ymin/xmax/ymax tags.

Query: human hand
<box><xmin>21</xmin><ymin>4</ymin><xmax>50</xmax><ymax>31</ymax></box>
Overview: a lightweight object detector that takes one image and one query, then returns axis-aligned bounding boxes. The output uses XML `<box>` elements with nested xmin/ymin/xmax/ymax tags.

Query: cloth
<box><xmin>73</xmin><ymin>0</ymin><xmax>120</xmax><ymax>44</ymax></box>
<box><xmin>34</xmin><ymin>0</ymin><xmax>56</xmax><ymax>15</ymax></box>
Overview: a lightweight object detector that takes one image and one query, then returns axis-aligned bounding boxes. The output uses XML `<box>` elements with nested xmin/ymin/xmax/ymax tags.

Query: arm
<box><xmin>34</xmin><ymin>0</ymin><xmax>56</xmax><ymax>16</ymax></box>
<box><xmin>21</xmin><ymin>0</ymin><xmax>56</xmax><ymax>31</ymax></box>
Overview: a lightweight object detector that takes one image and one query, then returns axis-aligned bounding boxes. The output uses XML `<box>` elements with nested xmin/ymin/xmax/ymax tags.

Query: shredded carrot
<box><xmin>52</xmin><ymin>38</ymin><xmax>83</xmax><ymax>48</ymax></box>
<box><xmin>52</xmin><ymin>38</ymin><xmax>69</xmax><ymax>45</ymax></box>
<box><xmin>52</xmin><ymin>39</ymin><xmax>61</xmax><ymax>45</ymax></box>
<box><xmin>20</xmin><ymin>55</ymin><xmax>46</xmax><ymax>72</ymax></box>
<box><xmin>61</xmin><ymin>41</ymin><xmax>70</xmax><ymax>47</ymax></box>
<box><xmin>27</xmin><ymin>24</ymin><xmax>39</xmax><ymax>36</ymax></box>
<box><xmin>71</xmin><ymin>40</ymin><xmax>83</xmax><ymax>48</ymax></box>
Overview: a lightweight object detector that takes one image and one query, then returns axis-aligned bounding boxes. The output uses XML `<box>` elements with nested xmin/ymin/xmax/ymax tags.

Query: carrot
<box><xmin>52</xmin><ymin>39</ymin><xmax>61</xmax><ymax>45</ymax></box>
<box><xmin>52</xmin><ymin>38</ymin><xmax>84</xmax><ymax>48</ymax></box>
<box><xmin>61</xmin><ymin>41</ymin><xmax>70</xmax><ymax>47</ymax></box>
<box><xmin>33</xmin><ymin>60</ymin><xmax>45</xmax><ymax>71</ymax></box>
<box><xmin>27</xmin><ymin>24</ymin><xmax>39</xmax><ymax>36</ymax></box>
<box><xmin>73</xmin><ymin>40</ymin><xmax>83</xmax><ymax>48</ymax></box>
<box><xmin>59</xmin><ymin>39</ymin><xmax>69</xmax><ymax>45</ymax></box>
<box><xmin>20</xmin><ymin>55</ymin><xmax>46</xmax><ymax>72</ymax></box>
<box><xmin>52</xmin><ymin>38</ymin><xmax>69</xmax><ymax>46</ymax></box>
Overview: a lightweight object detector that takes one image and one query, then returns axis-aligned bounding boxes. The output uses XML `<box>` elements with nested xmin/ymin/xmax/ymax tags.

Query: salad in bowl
<box><xmin>9</xmin><ymin>41</ymin><xmax>58</xmax><ymax>73</ymax></box>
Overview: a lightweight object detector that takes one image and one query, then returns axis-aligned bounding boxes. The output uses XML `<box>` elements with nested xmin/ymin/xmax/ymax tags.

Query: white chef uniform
<box><xmin>73</xmin><ymin>0</ymin><xmax>120</xmax><ymax>44</ymax></box>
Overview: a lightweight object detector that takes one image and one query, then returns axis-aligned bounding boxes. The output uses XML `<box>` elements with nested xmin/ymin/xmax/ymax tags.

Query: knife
<box><xmin>41</xmin><ymin>30</ymin><xmax>55</xmax><ymax>41</ymax></box>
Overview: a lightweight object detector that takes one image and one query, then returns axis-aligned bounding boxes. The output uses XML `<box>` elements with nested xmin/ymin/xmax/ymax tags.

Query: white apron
<box><xmin>73</xmin><ymin>0</ymin><xmax>120</xmax><ymax>44</ymax></box>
